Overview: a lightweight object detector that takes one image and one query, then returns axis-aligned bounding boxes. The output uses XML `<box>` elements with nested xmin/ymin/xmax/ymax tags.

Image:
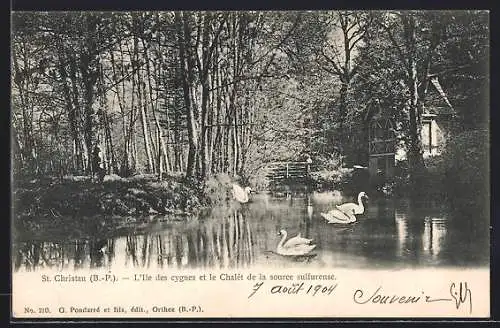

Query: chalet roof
<box><xmin>423</xmin><ymin>76</ymin><xmax>455</xmax><ymax>116</ymax></box>
<box><xmin>367</xmin><ymin>75</ymin><xmax>455</xmax><ymax>121</ymax></box>
<box><xmin>423</xmin><ymin>105</ymin><xmax>455</xmax><ymax>116</ymax></box>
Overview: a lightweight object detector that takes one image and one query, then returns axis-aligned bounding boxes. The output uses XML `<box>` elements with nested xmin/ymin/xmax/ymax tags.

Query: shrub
<box><xmin>310</xmin><ymin>167</ymin><xmax>353</xmax><ymax>191</ymax></box>
<box><xmin>315</xmin><ymin>152</ymin><xmax>345</xmax><ymax>171</ymax></box>
<box><xmin>307</xmin><ymin>153</ymin><xmax>353</xmax><ymax>191</ymax></box>
<box><xmin>248</xmin><ymin>167</ymin><xmax>270</xmax><ymax>191</ymax></box>
<box><xmin>103</xmin><ymin>174</ymin><xmax>127</xmax><ymax>183</ymax></box>
<box><xmin>392</xmin><ymin>160</ymin><xmax>410</xmax><ymax>195</ymax></box>
<box><xmin>441</xmin><ymin>129</ymin><xmax>489</xmax><ymax>216</ymax></box>
<box><xmin>203</xmin><ymin>173</ymin><xmax>234</xmax><ymax>205</ymax></box>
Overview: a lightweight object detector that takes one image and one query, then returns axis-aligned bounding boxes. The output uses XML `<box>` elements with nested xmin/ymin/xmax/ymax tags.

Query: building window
<box><xmin>422</xmin><ymin>120</ymin><xmax>432</xmax><ymax>155</ymax></box>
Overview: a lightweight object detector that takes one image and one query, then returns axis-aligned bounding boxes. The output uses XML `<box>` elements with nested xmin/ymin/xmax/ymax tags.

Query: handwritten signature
<box><xmin>249</xmin><ymin>280</ymin><xmax>472</xmax><ymax>314</ymax></box>
<box><xmin>426</xmin><ymin>282</ymin><xmax>472</xmax><ymax>312</ymax></box>
<box><xmin>425</xmin><ymin>282</ymin><xmax>472</xmax><ymax>313</ymax></box>
<box><xmin>449</xmin><ymin>282</ymin><xmax>472</xmax><ymax>313</ymax></box>
<box><xmin>350</xmin><ymin>281</ymin><xmax>473</xmax><ymax>314</ymax></box>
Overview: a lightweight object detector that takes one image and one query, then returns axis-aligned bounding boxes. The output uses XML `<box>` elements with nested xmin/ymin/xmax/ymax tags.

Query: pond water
<box><xmin>12</xmin><ymin>192</ymin><xmax>489</xmax><ymax>272</ymax></box>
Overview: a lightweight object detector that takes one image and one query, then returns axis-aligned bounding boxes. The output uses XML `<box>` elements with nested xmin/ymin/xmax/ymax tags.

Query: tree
<box><xmin>318</xmin><ymin>11</ymin><xmax>372</xmax><ymax>156</ymax></box>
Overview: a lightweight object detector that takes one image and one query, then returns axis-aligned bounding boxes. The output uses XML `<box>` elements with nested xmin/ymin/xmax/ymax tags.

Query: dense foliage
<box><xmin>442</xmin><ymin>129</ymin><xmax>489</xmax><ymax>215</ymax></box>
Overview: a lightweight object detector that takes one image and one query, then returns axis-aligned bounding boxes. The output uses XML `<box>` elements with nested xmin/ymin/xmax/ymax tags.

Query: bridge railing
<box><xmin>265</xmin><ymin>161</ymin><xmax>316</xmax><ymax>181</ymax></box>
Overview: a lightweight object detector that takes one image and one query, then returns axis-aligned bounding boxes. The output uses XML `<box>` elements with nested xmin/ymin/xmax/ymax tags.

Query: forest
<box><xmin>11</xmin><ymin>10</ymin><xmax>489</xmax><ymax>219</ymax></box>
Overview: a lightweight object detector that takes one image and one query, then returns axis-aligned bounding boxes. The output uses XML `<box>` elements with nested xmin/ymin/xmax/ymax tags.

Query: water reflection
<box><xmin>395</xmin><ymin>212</ymin><xmax>408</xmax><ymax>259</ymax></box>
<box><xmin>14</xmin><ymin>209</ymin><xmax>257</xmax><ymax>272</ymax></box>
<box><xmin>13</xmin><ymin>193</ymin><xmax>489</xmax><ymax>272</ymax></box>
<box><xmin>395</xmin><ymin>202</ymin><xmax>451</xmax><ymax>265</ymax></box>
<box><xmin>422</xmin><ymin>217</ymin><xmax>448</xmax><ymax>260</ymax></box>
<box><xmin>117</xmin><ymin>210</ymin><xmax>256</xmax><ymax>269</ymax></box>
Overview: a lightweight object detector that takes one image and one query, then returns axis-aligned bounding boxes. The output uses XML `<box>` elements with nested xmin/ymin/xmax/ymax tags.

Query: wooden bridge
<box><xmin>265</xmin><ymin>161</ymin><xmax>315</xmax><ymax>189</ymax></box>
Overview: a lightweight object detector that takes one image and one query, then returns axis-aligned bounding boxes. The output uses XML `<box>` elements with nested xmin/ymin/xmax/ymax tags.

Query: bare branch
<box><xmin>249</xmin><ymin>13</ymin><xmax>301</xmax><ymax>67</ymax></box>
<box><xmin>349</xmin><ymin>32</ymin><xmax>366</xmax><ymax>51</ymax></box>
<box><xmin>321</xmin><ymin>48</ymin><xmax>343</xmax><ymax>76</ymax></box>
<box><xmin>377</xmin><ymin>19</ymin><xmax>409</xmax><ymax>70</ymax></box>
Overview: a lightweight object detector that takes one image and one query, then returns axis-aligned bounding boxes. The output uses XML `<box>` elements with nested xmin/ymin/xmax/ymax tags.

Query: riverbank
<box><xmin>13</xmin><ymin>173</ymin><xmax>210</xmax><ymax>218</ymax></box>
<box><xmin>12</xmin><ymin>173</ymin><xmax>217</xmax><ymax>240</ymax></box>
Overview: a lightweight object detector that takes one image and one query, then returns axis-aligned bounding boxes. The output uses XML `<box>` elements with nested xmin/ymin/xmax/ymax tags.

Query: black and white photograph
<box><xmin>11</xmin><ymin>10</ymin><xmax>490</xmax><ymax>318</ymax></box>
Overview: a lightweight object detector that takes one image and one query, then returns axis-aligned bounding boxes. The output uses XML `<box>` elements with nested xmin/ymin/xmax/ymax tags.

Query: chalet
<box><xmin>369</xmin><ymin>76</ymin><xmax>455</xmax><ymax>183</ymax></box>
<box><xmin>420</xmin><ymin>76</ymin><xmax>455</xmax><ymax>158</ymax></box>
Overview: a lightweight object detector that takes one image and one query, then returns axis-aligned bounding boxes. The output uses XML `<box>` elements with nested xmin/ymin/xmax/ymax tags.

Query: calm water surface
<box><xmin>13</xmin><ymin>192</ymin><xmax>489</xmax><ymax>272</ymax></box>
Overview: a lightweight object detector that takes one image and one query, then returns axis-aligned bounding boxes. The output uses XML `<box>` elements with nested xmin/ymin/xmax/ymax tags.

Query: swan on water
<box><xmin>320</xmin><ymin>192</ymin><xmax>368</xmax><ymax>224</ymax></box>
<box><xmin>336</xmin><ymin>191</ymin><xmax>369</xmax><ymax>215</ymax></box>
<box><xmin>320</xmin><ymin>208</ymin><xmax>357</xmax><ymax>224</ymax></box>
<box><xmin>232</xmin><ymin>184</ymin><xmax>252</xmax><ymax>203</ymax></box>
<box><xmin>281</xmin><ymin>231</ymin><xmax>314</xmax><ymax>248</ymax></box>
<box><xmin>276</xmin><ymin>229</ymin><xmax>316</xmax><ymax>256</ymax></box>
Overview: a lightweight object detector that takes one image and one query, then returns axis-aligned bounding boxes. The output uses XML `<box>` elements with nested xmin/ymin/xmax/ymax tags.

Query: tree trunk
<box><xmin>199</xmin><ymin>15</ymin><xmax>211</xmax><ymax>180</ymax></box>
<box><xmin>176</xmin><ymin>12</ymin><xmax>198</xmax><ymax>178</ymax></box>
<box><xmin>138</xmin><ymin>80</ymin><xmax>155</xmax><ymax>173</ymax></box>
<box><xmin>143</xmin><ymin>35</ymin><xmax>171</xmax><ymax>177</ymax></box>
<box><xmin>80</xmin><ymin>16</ymin><xmax>100</xmax><ymax>175</ymax></box>
<box><xmin>402</xmin><ymin>14</ymin><xmax>425</xmax><ymax>187</ymax></box>
<box><xmin>12</xmin><ymin>44</ymin><xmax>37</xmax><ymax>173</ymax></box>
<box><xmin>109</xmin><ymin>44</ymin><xmax>130</xmax><ymax>176</ymax></box>
<box><xmin>130</xmin><ymin>28</ymin><xmax>154</xmax><ymax>174</ymax></box>
<box><xmin>67</xmin><ymin>51</ymin><xmax>86</xmax><ymax>173</ymax></box>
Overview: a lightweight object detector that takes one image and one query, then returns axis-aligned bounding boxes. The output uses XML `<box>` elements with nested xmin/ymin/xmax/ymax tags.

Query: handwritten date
<box><xmin>248</xmin><ymin>281</ymin><xmax>338</xmax><ymax>299</ymax></box>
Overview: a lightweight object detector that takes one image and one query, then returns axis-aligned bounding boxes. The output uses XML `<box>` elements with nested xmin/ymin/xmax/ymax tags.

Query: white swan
<box><xmin>277</xmin><ymin>229</ymin><xmax>316</xmax><ymax>256</ymax></box>
<box><xmin>320</xmin><ymin>192</ymin><xmax>368</xmax><ymax>224</ymax></box>
<box><xmin>336</xmin><ymin>192</ymin><xmax>369</xmax><ymax>215</ymax></box>
<box><xmin>232</xmin><ymin>184</ymin><xmax>252</xmax><ymax>203</ymax></box>
<box><xmin>281</xmin><ymin>231</ymin><xmax>313</xmax><ymax>248</ymax></box>
<box><xmin>320</xmin><ymin>208</ymin><xmax>357</xmax><ymax>224</ymax></box>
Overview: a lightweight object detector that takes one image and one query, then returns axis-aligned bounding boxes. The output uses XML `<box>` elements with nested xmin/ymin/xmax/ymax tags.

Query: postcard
<box><xmin>11</xmin><ymin>10</ymin><xmax>490</xmax><ymax>319</ymax></box>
